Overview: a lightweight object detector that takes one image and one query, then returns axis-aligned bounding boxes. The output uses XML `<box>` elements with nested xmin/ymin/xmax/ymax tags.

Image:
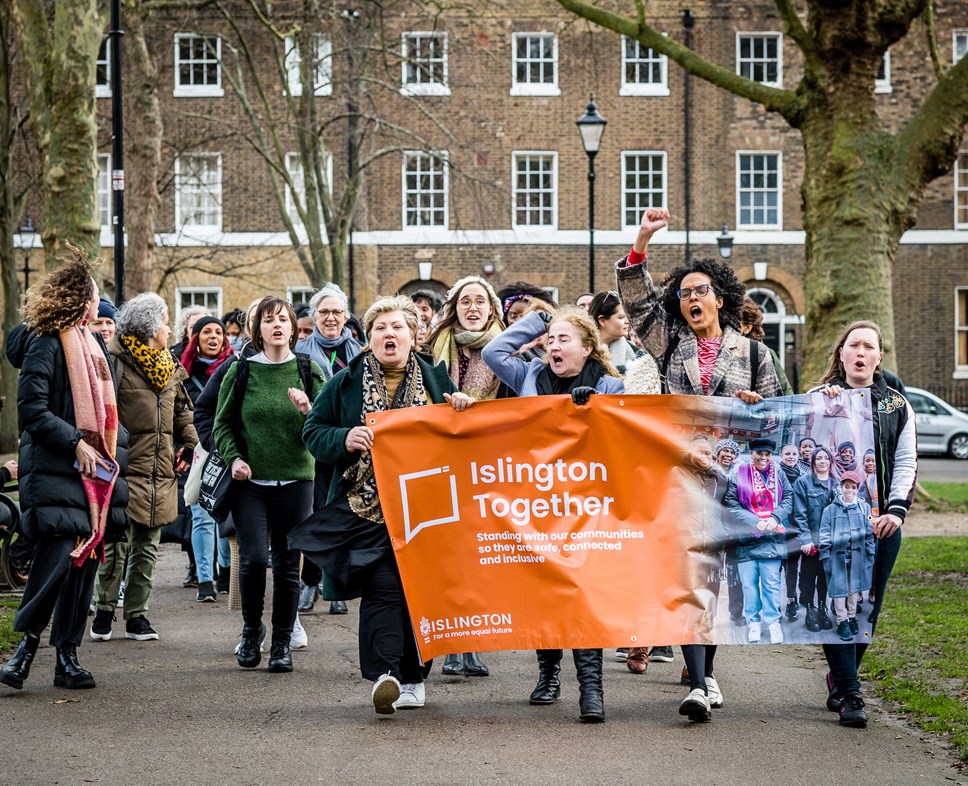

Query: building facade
<box><xmin>13</xmin><ymin>0</ymin><xmax>968</xmax><ymax>400</ymax></box>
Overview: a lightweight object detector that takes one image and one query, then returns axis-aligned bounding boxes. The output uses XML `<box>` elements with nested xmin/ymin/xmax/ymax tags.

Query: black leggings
<box><xmin>231</xmin><ymin>480</ymin><xmax>312</xmax><ymax>643</ymax></box>
<box><xmin>798</xmin><ymin>552</ymin><xmax>828</xmax><ymax>607</ymax></box>
<box><xmin>681</xmin><ymin>645</ymin><xmax>718</xmax><ymax>694</ymax></box>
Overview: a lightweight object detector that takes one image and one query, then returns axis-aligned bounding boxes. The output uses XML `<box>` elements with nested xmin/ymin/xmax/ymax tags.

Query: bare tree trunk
<box><xmin>123</xmin><ymin>6</ymin><xmax>161</xmax><ymax>295</ymax></box>
<box><xmin>12</xmin><ymin>0</ymin><xmax>103</xmax><ymax>269</ymax></box>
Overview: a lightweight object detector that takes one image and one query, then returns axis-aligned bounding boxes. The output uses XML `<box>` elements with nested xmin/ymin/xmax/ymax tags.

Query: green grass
<box><xmin>0</xmin><ymin>598</ymin><xmax>20</xmax><ymax>653</ymax></box>
<box><xmin>919</xmin><ymin>482</ymin><xmax>968</xmax><ymax>514</ymax></box>
<box><xmin>861</xmin><ymin>536</ymin><xmax>968</xmax><ymax>763</ymax></box>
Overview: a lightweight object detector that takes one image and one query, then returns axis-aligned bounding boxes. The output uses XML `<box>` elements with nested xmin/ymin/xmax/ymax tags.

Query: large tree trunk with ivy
<box><xmin>11</xmin><ymin>0</ymin><xmax>103</xmax><ymax>269</ymax></box>
<box><xmin>123</xmin><ymin>5</ymin><xmax>162</xmax><ymax>296</ymax></box>
<box><xmin>0</xmin><ymin>4</ymin><xmax>23</xmax><ymax>452</ymax></box>
<box><xmin>556</xmin><ymin>0</ymin><xmax>968</xmax><ymax>383</ymax></box>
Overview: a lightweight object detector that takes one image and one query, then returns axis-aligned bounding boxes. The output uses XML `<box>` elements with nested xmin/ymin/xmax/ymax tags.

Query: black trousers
<box><xmin>358</xmin><ymin>550</ymin><xmax>426</xmax><ymax>683</ymax></box>
<box><xmin>798</xmin><ymin>552</ymin><xmax>828</xmax><ymax>607</ymax></box>
<box><xmin>232</xmin><ymin>480</ymin><xmax>312</xmax><ymax>643</ymax></box>
<box><xmin>725</xmin><ymin>553</ymin><xmax>744</xmax><ymax>618</ymax></box>
<box><xmin>784</xmin><ymin>551</ymin><xmax>801</xmax><ymax>599</ymax></box>
<box><xmin>681</xmin><ymin>645</ymin><xmax>718</xmax><ymax>694</ymax></box>
<box><xmin>14</xmin><ymin>535</ymin><xmax>98</xmax><ymax>648</ymax></box>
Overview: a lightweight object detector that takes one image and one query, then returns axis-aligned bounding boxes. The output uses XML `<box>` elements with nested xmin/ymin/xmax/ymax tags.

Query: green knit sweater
<box><xmin>214</xmin><ymin>356</ymin><xmax>325</xmax><ymax>481</ymax></box>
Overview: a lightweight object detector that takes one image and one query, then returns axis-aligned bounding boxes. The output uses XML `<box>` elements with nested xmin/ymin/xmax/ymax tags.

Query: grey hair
<box><xmin>362</xmin><ymin>295</ymin><xmax>419</xmax><ymax>341</ymax></box>
<box><xmin>174</xmin><ymin>304</ymin><xmax>211</xmax><ymax>341</ymax></box>
<box><xmin>116</xmin><ymin>293</ymin><xmax>169</xmax><ymax>344</ymax></box>
<box><xmin>308</xmin><ymin>283</ymin><xmax>349</xmax><ymax>316</ymax></box>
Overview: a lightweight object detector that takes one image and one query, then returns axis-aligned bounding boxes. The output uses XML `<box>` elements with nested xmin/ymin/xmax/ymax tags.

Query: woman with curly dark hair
<box><xmin>1</xmin><ymin>251</ymin><xmax>128</xmax><ymax>692</ymax></box>
<box><xmin>615</xmin><ymin>208</ymin><xmax>782</xmax><ymax>723</ymax></box>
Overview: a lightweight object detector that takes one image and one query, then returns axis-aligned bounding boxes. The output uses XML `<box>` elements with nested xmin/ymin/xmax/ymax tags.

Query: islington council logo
<box><xmin>399</xmin><ymin>465</ymin><xmax>460</xmax><ymax>543</ymax></box>
<box><xmin>418</xmin><ymin>612</ymin><xmax>514</xmax><ymax>644</ymax></box>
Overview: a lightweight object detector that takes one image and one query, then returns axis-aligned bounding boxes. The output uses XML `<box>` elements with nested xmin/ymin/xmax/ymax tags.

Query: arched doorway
<box><xmin>747</xmin><ymin>286</ymin><xmax>804</xmax><ymax>391</ymax></box>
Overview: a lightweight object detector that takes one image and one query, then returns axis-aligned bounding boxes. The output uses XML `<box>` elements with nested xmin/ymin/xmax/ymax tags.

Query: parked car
<box><xmin>905</xmin><ymin>387</ymin><xmax>968</xmax><ymax>460</ymax></box>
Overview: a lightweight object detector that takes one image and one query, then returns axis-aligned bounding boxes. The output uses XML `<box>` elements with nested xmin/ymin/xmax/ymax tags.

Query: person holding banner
<box><xmin>813</xmin><ymin>321</ymin><xmax>916</xmax><ymax>728</ymax></box>
<box><xmin>482</xmin><ymin>305</ymin><xmax>623</xmax><ymax>723</ymax></box>
<box><xmin>296</xmin><ymin>295</ymin><xmax>475</xmax><ymax>716</ymax></box>
<box><xmin>429</xmin><ymin>275</ymin><xmax>505</xmax><ymax>677</ymax></box>
<box><xmin>792</xmin><ymin>447</ymin><xmax>837</xmax><ymax>633</ymax></box>
<box><xmin>617</xmin><ymin>208</ymin><xmax>782</xmax><ymax>719</ymax></box>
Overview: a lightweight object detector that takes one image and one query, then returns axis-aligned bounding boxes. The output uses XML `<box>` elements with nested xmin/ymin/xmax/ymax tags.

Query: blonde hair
<box><xmin>22</xmin><ymin>245</ymin><xmax>97</xmax><ymax>335</ymax></box>
<box><xmin>362</xmin><ymin>295</ymin><xmax>419</xmax><ymax>341</ymax></box>
<box><xmin>547</xmin><ymin>307</ymin><xmax>622</xmax><ymax>379</ymax></box>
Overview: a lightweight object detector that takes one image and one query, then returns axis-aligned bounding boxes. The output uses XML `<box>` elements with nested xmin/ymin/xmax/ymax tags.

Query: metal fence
<box><xmin>921</xmin><ymin>384</ymin><xmax>968</xmax><ymax>412</ymax></box>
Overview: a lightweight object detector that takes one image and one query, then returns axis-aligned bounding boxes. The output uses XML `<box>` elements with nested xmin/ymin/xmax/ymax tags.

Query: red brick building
<box><xmin>14</xmin><ymin>1</ymin><xmax>968</xmax><ymax>400</ymax></box>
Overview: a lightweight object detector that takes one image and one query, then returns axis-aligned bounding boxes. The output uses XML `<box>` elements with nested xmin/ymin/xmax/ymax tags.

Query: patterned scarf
<box><xmin>344</xmin><ymin>352</ymin><xmax>429</xmax><ymax>523</ymax></box>
<box><xmin>432</xmin><ymin>323</ymin><xmax>502</xmax><ymax>401</ymax></box>
<box><xmin>121</xmin><ymin>333</ymin><xmax>175</xmax><ymax>391</ymax></box>
<box><xmin>61</xmin><ymin>325</ymin><xmax>119</xmax><ymax>566</ymax></box>
<box><xmin>736</xmin><ymin>461</ymin><xmax>781</xmax><ymax>519</ymax></box>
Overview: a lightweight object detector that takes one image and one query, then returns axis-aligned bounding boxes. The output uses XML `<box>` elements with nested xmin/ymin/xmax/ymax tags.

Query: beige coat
<box><xmin>109</xmin><ymin>340</ymin><xmax>197</xmax><ymax>527</ymax></box>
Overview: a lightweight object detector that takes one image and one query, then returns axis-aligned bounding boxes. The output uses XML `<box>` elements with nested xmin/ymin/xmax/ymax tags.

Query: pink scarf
<box><xmin>61</xmin><ymin>325</ymin><xmax>120</xmax><ymax>566</ymax></box>
<box><xmin>736</xmin><ymin>461</ymin><xmax>781</xmax><ymax>519</ymax></box>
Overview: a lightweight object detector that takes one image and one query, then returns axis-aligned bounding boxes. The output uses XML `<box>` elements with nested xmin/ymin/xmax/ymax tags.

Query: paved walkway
<box><xmin>1</xmin><ymin>544</ymin><xmax>964</xmax><ymax>786</ymax></box>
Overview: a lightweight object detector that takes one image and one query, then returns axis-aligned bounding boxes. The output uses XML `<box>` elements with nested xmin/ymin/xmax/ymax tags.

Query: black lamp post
<box><xmin>716</xmin><ymin>223</ymin><xmax>734</xmax><ymax>260</ymax></box>
<box><xmin>19</xmin><ymin>215</ymin><xmax>37</xmax><ymax>291</ymax></box>
<box><xmin>576</xmin><ymin>98</ymin><xmax>606</xmax><ymax>293</ymax></box>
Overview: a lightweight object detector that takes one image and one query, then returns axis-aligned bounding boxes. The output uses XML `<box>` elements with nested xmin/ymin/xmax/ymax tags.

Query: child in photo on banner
<box><xmin>819</xmin><ymin>471</ymin><xmax>875</xmax><ymax>642</ymax></box>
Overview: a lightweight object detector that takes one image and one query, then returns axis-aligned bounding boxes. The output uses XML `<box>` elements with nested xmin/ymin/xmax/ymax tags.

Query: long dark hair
<box><xmin>588</xmin><ymin>291</ymin><xmax>622</xmax><ymax>325</ymax></box>
<box><xmin>817</xmin><ymin>320</ymin><xmax>883</xmax><ymax>386</ymax></box>
<box><xmin>251</xmin><ymin>296</ymin><xmax>298</xmax><ymax>352</ymax></box>
<box><xmin>659</xmin><ymin>257</ymin><xmax>746</xmax><ymax>331</ymax></box>
<box><xmin>810</xmin><ymin>446</ymin><xmax>834</xmax><ymax>475</ymax></box>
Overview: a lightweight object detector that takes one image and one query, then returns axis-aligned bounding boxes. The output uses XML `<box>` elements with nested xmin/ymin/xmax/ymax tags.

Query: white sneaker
<box><xmin>768</xmin><ymin>621</ymin><xmax>784</xmax><ymax>644</ymax></box>
<box><xmin>747</xmin><ymin>622</ymin><xmax>761</xmax><ymax>643</ymax></box>
<box><xmin>291</xmin><ymin>614</ymin><xmax>308</xmax><ymax>650</ymax></box>
<box><xmin>394</xmin><ymin>682</ymin><xmax>426</xmax><ymax>709</ymax></box>
<box><xmin>705</xmin><ymin>676</ymin><xmax>724</xmax><ymax>708</ymax></box>
<box><xmin>372</xmin><ymin>674</ymin><xmax>401</xmax><ymax>715</ymax></box>
<box><xmin>678</xmin><ymin>688</ymin><xmax>711</xmax><ymax>722</ymax></box>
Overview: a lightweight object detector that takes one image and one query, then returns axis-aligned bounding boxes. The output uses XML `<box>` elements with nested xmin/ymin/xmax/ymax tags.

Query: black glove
<box><xmin>571</xmin><ymin>386</ymin><xmax>595</xmax><ymax>405</ymax></box>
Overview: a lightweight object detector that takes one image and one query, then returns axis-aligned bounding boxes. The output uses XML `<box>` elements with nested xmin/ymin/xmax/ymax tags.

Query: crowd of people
<box><xmin>0</xmin><ymin>208</ymin><xmax>915</xmax><ymax>731</ymax></box>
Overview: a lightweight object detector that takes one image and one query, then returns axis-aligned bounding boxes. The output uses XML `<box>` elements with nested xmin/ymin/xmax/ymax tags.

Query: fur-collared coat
<box><xmin>616</xmin><ymin>259</ymin><xmax>781</xmax><ymax>398</ymax></box>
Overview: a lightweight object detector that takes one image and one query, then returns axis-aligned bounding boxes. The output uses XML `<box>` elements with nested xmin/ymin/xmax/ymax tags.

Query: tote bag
<box><xmin>183</xmin><ymin>444</ymin><xmax>209</xmax><ymax>505</ymax></box>
<box><xmin>198</xmin><ymin>449</ymin><xmax>235</xmax><ymax>523</ymax></box>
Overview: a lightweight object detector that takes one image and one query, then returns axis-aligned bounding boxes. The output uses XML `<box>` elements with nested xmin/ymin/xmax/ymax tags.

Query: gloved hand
<box><xmin>571</xmin><ymin>386</ymin><xmax>595</xmax><ymax>405</ymax></box>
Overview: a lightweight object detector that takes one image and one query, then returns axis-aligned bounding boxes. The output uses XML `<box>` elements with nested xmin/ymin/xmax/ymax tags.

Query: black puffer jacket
<box><xmin>17</xmin><ymin>332</ymin><xmax>129</xmax><ymax>540</ymax></box>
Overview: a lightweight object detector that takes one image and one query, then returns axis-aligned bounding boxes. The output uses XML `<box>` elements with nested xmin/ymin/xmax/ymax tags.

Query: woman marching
<box><xmin>616</xmin><ymin>208</ymin><xmax>782</xmax><ymax>723</ymax></box>
<box><xmin>483</xmin><ymin>304</ymin><xmax>624</xmax><ymax>722</ymax></box>
<box><xmin>1</xmin><ymin>253</ymin><xmax>128</xmax><ymax>692</ymax></box>
<box><xmin>214</xmin><ymin>297</ymin><xmax>325</xmax><ymax>673</ymax></box>
<box><xmin>812</xmin><ymin>321</ymin><xmax>916</xmax><ymax>728</ymax></box>
<box><xmin>294</xmin><ymin>295</ymin><xmax>474</xmax><ymax>715</ymax></box>
<box><xmin>429</xmin><ymin>275</ymin><xmax>504</xmax><ymax>676</ymax></box>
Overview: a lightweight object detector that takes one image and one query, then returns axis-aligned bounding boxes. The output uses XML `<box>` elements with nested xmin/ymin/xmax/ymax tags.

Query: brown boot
<box><xmin>626</xmin><ymin>647</ymin><xmax>648</xmax><ymax>674</ymax></box>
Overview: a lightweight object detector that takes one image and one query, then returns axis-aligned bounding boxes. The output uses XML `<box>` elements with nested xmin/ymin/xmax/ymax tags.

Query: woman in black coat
<box><xmin>0</xmin><ymin>255</ymin><xmax>128</xmax><ymax>692</ymax></box>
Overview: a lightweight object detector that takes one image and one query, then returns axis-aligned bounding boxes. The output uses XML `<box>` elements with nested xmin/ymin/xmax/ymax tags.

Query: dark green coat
<box><xmin>302</xmin><ymin>350</ymin><xmax>457</xmax><ymax>506</ymax></box>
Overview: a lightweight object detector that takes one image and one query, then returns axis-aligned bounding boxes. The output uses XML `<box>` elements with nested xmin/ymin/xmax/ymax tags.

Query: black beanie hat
<box><xmin>191</xmin><ymin>315</ymin><xmax>225</xmax><ymax>336</ymax></box>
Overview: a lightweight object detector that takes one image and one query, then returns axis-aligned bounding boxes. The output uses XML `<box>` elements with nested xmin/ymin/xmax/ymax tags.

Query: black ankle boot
<box><xmin>267</xmin><ymin>641</ymin><xmax>293</xmax><ymax>673</ymax></box>
<box><xmin>529</xmin><ymin>649</ymin><xmax>562</xmax><ymax>705</ymax></box>
<box><xmin>573</xmin><ymin>648</ymin><xmax>605</xmax><ymax>723</ymax></box>
<box><xmin>817</xmin><ymin>604</ymin><xmax>833</xmax><ymax>630</ymax></box>
<box><xmin>463</xmin><ymin>651</ymin><xmax>489</xmax><ymax>677</ymax></box>
<box><xmin>54</xmin><ymin>645</ymin><xmax>96</xmax><ymax>689</ymax></box>
<box><xmin>236</xmin><ymin>623</ymin><xmax>265</xmax><ymax>669</ymax></box>
<box><xmin>441</xmin><ymin>653</ymin><xmax>464</xmax><ymax>676</ymax></box>
<box><xmin>805</xmin><ymin>604</ymin><xmax>820</xmax><ymax>632</ymax></box>
<box><xmin>0</xmin><ymin>635</ymin><xmax>40</xmax><ymax>690</ymax></box>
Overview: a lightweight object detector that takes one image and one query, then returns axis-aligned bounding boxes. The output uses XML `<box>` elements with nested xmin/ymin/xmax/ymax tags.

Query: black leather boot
<box><xmin>53</xmin><ymin>645</ymin><xmax>96</xmax><ymax>689</ymax></box>
<box><xmin>805</xmin><ymin>604</ymin><xmax>820</xmax><ymax>632</ymax></box>
<box><xmin>236</xmin><ymin>623</ymin><xmax>265</xmax><ymax>669</ymax></box>
<box><xmin>529</xmin><ymin>649</ymin><xmax>562</xmax><ymax>705</ymax></box>
<box><xmin>0</xmin><ymin>635</ymin><xmax>40</xmax><ymax>690</ymax></box>
<box><xmin>573</xmin><ymin>648</ymin><xmax>605</xmax><ymax>723</ymax></box>
<box><xmin>463</xmin><ymin>652</ymin><xmax>489</xmax><ymax>677</ymax></box>
<box><xmin>441</xmin><ymin>653</ymin><xmax>464</xmax><ymax>675</ymax></box>
<box><xmin>267</xmin><ymin>641</ymin><xmax>293</xmax><ymax>673</ymax></box>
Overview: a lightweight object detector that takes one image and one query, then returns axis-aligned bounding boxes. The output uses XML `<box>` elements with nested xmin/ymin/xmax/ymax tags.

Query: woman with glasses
<box><xmin>428</xmin><ymin>275</ymin><xmax>505</xmax><ymax>677</ymax></box>
<box><xmin>616</xmin><ymin>208</ymin><xmax>782</xmax><ymax>723</ymax></box>
<box><xmin>295</xmin><ymin>283</ymin><xmax>363</xmax><ymax>380</ymax></box>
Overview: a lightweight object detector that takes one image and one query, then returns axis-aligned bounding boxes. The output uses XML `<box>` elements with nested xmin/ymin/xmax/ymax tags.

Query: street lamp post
<box><xmin>716</xmin><ymin>224</ymin><xmax>734</xmax><ymax>260</ymax></box>
<box><xmin>576</xmin><ymin>98</ymin><xmax>606</xmax><ymax>294</ymax></box>
<box><xmin>19</xmin><ymin>215</ymin><xmax>37</xmax><ymax>291</ymax></box>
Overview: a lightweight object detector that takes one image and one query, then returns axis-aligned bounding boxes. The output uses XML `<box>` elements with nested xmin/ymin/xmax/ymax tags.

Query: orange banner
<box><xmin>369</xmin><ymin>391</ymin><xmax>876</xmax><ymax>661</ymax></box>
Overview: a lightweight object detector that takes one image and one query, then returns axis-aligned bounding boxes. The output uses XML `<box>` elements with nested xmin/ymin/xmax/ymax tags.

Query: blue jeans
<box><xmin>190</xmin><ymin>504</ymin><xmax>217</xmax><ymax>583</ymax></box>
<box><xmin>824</xmin><ymin>528</ymin><xmax>902</xmax><ymax>696</ymax></box>
<box><xmin>217</xmin><ymin>533</ymin><xmax>231</xmax><ymax>570</ymax></box>
<box><xmin>737</xmin><ymin>559</ymin><xmax>782</xmax><ymax>624</ymax></box>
